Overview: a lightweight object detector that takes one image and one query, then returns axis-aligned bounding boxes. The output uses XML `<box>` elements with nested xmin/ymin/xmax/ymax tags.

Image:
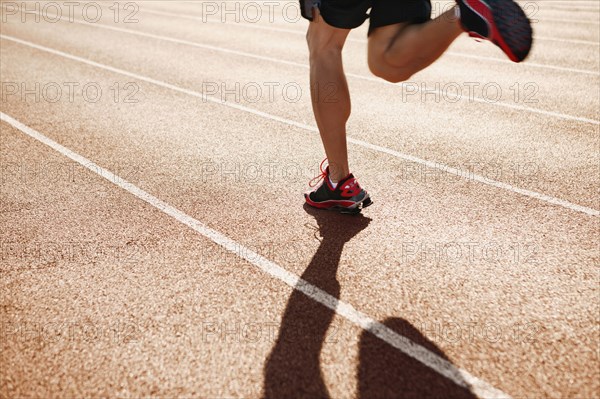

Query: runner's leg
<box><xmin>368</xmin><ymin>8</ymin><xmax>462</xmax><ymax>82</ymax></box>
<box><xmin>307</xmin><ymin>8</ymin><xmax>352</xmax><ymax>182</ymax></box>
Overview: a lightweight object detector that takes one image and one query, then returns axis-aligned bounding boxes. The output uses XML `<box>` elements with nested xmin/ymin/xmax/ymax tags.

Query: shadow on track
<box><xmin>262</xmin><ymin>205</ymin><xmax>477</xmax><ymax>399</ymax></box>
<box><xmin>263</xmin><ymin>204</ymin><xmax>371</xmax><ymax>398</ymax></box>
<box><xmin>357</xmin><ymin>317</ymin><xmax>477</xmax><ymax>399</ymax></box>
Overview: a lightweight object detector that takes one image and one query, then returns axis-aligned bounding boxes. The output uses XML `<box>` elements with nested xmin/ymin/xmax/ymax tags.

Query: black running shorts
<box><xmin>300</xmin><ymin>0</ymin><xmax>432</xmax><ymax>34</ymax></box>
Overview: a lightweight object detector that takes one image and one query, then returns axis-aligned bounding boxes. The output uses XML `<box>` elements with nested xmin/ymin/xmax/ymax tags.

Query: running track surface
<box><xmin>1</xmin><ymin>1</ymin><xmax>599</xmax><ymax>398</ymax></box>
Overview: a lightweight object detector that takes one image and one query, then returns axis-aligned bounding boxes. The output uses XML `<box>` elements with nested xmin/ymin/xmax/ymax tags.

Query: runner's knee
<box><xmin>306</xmin><ymin>10</ymin><xmax>347</xmax><ymax>60</ymax></box>
<box><xmin>307</xmin><ymin>30</ymin><xmax>345</xmax><ymax>61</ymax></box>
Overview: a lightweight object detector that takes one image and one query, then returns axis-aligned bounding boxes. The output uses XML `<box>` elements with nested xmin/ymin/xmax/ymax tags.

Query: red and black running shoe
<box><xmin>304</xmin><ymin>160</ymin><xmax>372</xmax><ymax>214</ymax></box>
<box><xmin>457</xmin><ymin>0</ymin><xmax>533</xmax><ymax>62</ymax></box>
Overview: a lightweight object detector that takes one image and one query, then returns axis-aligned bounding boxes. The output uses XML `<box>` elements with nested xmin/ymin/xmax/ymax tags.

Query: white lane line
<box><xmin>444</xmin><ymin>52</ymin><xmax>599</xmax><ymax>75</ymax></box>
<box><xmin>0</xmin><ymin>112</ymin><xmax>512</xmax><ymax>399</ymax></box>
<box><xmin>535</xmin><ymin>36</ymin><xmax>600</xmax><ymax>46</ymax></box>
<box><xmin>5</xmin><ymin>8</ymin><xmax>598</xmax><ymax>125</ymax></box>
<box><xmin>2</xmin><ymin>34</ymin><xmax>599</xmax><ymax>217</ymax></box>
<box><xmin>533</xmin><ymin>18</ymin><xmax>600</xmax><ymax>25</ymax></box>
<box><xmin>349</xmin><ymin>138</ymin><xmax>600</xmax><ymax>217</ymax></box>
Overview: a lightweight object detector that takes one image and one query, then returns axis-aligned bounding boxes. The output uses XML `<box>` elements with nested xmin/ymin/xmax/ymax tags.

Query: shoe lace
<box><xmin>308</xmin><ymin>158</ymin><xmax>328</xmax><ymax>188</ymax></box>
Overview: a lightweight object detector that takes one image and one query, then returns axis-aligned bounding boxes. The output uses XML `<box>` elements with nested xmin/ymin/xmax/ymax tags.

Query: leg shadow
<box><xmin>358</xmin><ymin>318</ymin><xmax>478</xmax><ymax>399</ymax></box>
<box><xmin>263</xmin><ymin>205</ymin><xmax>371</xmax><ymax>399</ymax></box>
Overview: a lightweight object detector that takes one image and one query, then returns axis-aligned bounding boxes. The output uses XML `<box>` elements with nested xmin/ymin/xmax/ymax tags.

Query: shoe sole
<box><xmin>339</xmin><ymin>195</ymin><xmax>373</xmax><ymax>214</ymax></box>
<box><xmin>304</xmin><ymin>193</ymin><xmax>373</xmax><ymax>215</ymax></box>
<box><xmin>463</xmin><ymin>0</ymin><xmax>533</xmax><ymax>62</ymax></box>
